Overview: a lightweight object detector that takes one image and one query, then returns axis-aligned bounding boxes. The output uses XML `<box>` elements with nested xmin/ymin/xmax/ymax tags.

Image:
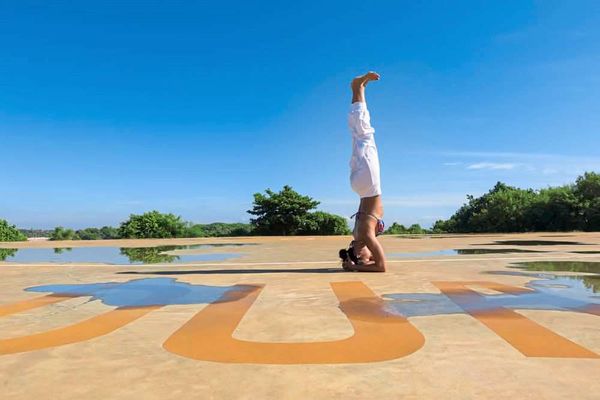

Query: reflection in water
<box><xmin>120</xmin><ymin>247</ymin><xmax>179</xmax><ymax>264</ymax></box>
<box><xmin>510</xmin><ymin>261</ymin><xmax>600</xmax><ymax>293</ymax></box>
<box><xmin>184</xmin><ymin>243</ymin><xmax>257</xmax><ymax>248</ymax></box>
<box><xmin>53</xmin><ymin>248</ymin><xmax>72</xmax><ymax>254</ymax></box>
<box><xmin>456</xmin><ymin>248</ymin><xmax>546</xmax><ymax>254</ymax></box>
<box><xmin>486</xmin><ymin>240</ymin><xmax>590</xmax><ymax>246</ymax></box>
<box><xmin>510</xmin><ymin>260</ymin><xmax>600</xmax><ymax>274</ymax></box>
<box><xmin>0</xmin><ymin>245</ymin><xmax>245</xmax><ymax>265</ymax></box>
<box><xmin>0</xmin><ymin>248</ymin><xmax>18</xmax><ymax>261</ymax></box>
<box><xmin>26</xmin><ymin>278</ymin><xmax>257</xmax><ymax>307</ymax></box>
<box><xmin>383</xmin><ymin>273</ymin><xmax>600</xmax><ymax>318</ymax></box>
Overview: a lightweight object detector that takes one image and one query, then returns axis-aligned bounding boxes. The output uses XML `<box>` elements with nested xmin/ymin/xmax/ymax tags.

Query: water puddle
<box><xmin>388</xmin><ymin>248</ymin><xmax>546</xmax><ymax>258</ymax></box>
<box><xmin>0</xmin><ymin>244</ymin><xmax>253</xmax><ymax>264</ymax></box>
<box><xmin>540</xmin><ymin>235</ymin><xmax>576</xmax><ymax>237</ymax></box>
<box><xmin>456</xmin><ymin>248</ymin><xmax>546</xmax><ymax>254</ymax></box>
<box><xmin>485</xmin><ymin>240</ymin><xmax>591</xmax><ymax>246</ymax></box>
<box><xmin>509</xmin><ymin>260</ymin><xmax>600</xmax><ymax>274</ymax></box>
<box><xmin>383</xmin><ymin>272</ymin><xmax>599</xmax><ymax>318</ymax></box>
<box><xmin>388</xmin><ymin>249</ymin><xmax>459</xmax><ymax>258</ymax></box>
<box><xmin>393</xmin><ymin>235</ymin><xmax>499</xmax><ymax>239</ymax></box>
<box><xmin>26</xmin><ymin>278</ymin><xmax>257</xmax><ymax>307</ymax></box>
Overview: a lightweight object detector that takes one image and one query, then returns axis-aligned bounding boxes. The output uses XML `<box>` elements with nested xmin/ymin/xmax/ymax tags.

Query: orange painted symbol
<box><xmin>1</xmin><ymin>278</ymin><xmax>597</xmax><ymax>362</ymax></box>
<box><xmin>433</xmin><ymin>281</ymin><xmax>599</xmax><ymax>358</ymax></box>
<box><xmin>163</xmin><ymin>281</ymin><xmax>426</xmax><ymax>364</ymax></box>
<box><xmin>0</xmin><ymin>306</ymin><xmax>159</xmax><ymax>356</ymax></box>
<box><xmin>0</xmin><ymin>294</ymin><xmax>76</xmax><ymax>317</ymax></box>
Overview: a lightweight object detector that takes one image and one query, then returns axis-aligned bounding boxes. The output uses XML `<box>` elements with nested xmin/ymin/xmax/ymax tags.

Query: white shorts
<box><xmin>350</xmin><ymin>166</ymin><xmax>381</xmax><ymax>198</ymax></box>
<box><xmin>348</xmin><ymin>102</ymin><xmax>381</xmax><ymax>198</ymax></box>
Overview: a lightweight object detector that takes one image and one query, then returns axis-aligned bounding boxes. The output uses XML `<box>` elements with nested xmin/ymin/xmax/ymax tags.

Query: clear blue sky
<box><xmin>1</xmin><ymin>1</ymin><xmax>599</xmax><ymax>229</ymax></box>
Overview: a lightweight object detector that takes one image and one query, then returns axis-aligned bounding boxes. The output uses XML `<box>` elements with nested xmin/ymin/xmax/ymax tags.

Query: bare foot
<box><xmin>351</xmin><ymin>71</ymin><xmax>380</xmax><ymax>89</ymax></box>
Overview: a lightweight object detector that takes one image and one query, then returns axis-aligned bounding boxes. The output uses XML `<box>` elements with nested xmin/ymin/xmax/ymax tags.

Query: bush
<box><xmin>119</xmin><ymin>211</ymin><xmax>187</xmax><ymax>239</ymax></box>
<box><xmin>75</xmin><ymin>226</ymin><xmax>120</xmax><ymax>240</ymax></box>
<box><xmin>385</xmin><ymin>222</ymin><xmax>428</xmax><ymax>235</ymax></box>
<box><xmin>299</xmin><ymin>211</ymin><xmax>351</xmax><ymax>235</ymax></box>
<box><xmin>186</xmin><ymin>222</ymin><xmax>254</xmax><ymax>237</ymax></box>
<box><xmin>99</xmin><ymin>226</ymin><xmax>120</xmax><ymax>239</ymax></box>
<box><xmin>75</xmin><ymin>228</ymin><xmax>102</xmax><ymax>240</ymax></box>
<box><xmin>186</xmin><ymin>224</ymin><xmax>207</xmax><ymax>237</ymax></box>
<box><xmin>19</xmin><ymin>229</ymin><xmax>53</xmax><ymax>238</ymax></box>
<box><xmin>0</xmin><ymin>219</ymin><xmax>27</xmax><ymax>242</ymax></box>
<box><xmin>50</xmin><ymin>227</ymin><xmax>79</xmax><ymax>241</ymax></box>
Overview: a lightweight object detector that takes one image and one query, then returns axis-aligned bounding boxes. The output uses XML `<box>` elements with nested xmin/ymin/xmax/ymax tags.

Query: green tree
<box><xmin>574</xmin><ymin>172</ymin><xmax>600</xmax><ymax>200</ymax></box>
<box><xmin>525</xmin><ymin>186</ymin><xmax>581</xmax><ymax>231</ymax></box>
<box><xmin>248</xmin><ymin>186</ymin><xmax>320</xmax><ymax>235</ymax></box>
<box><xmin>574</xmin><ymin>172</ymin><xmax>600</xmax><ymax>231</ymax></box>
<box><xmin>582</xmin><ymin>198</ymin><xmax>600</xmax><ymax>231</ymax></box>
<box><xmin>49</xmin><ymin>227</ymin><xmax>79</xmax><ymax>241</ymax></box>
<box><xmin>119</xmin><ymin>211</ymin><xmax>187</xmax><ymax>239</ymax></box>
<box><xmin>431</xmin><ymin>219</ymin><xmax>450</xmax><ymax>233</ymax></box>
<box><xmin>299</xmin><ymin>211</ymin><xmax>351</xmax><ymax>235</ymax></box>
<box><xmin>0</xmin><ymin>219</ymin><xmax>27</xmax><ymax>242</ymax></box>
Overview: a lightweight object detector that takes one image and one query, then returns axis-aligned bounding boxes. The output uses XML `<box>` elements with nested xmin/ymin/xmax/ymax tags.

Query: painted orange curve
<box><xmin>163</xmin><ymin>281</ymin><xmax>425</xmax><ymax>364</ymax></box>
<box><xmin>0</xmin><ymin>306</ymin><xmax>160</xmax><ymax>355</ymax></box>
<box><xmin>0</xmin><ymin>295</ymin><xmax>76</xmax><ymax>317</ymax></box>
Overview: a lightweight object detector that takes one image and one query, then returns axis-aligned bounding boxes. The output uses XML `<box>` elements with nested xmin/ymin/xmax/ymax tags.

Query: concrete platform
<box><xmin>1</xmin><ymin>233</ymin><xmax>599</xmax><ymax>399</ymax></box>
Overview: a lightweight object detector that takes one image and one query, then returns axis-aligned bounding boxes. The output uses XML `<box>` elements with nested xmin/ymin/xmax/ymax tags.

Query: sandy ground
<box><xmin>0</xmin><ymin>233</ymin><xmax>599</xmax><ymax>399</ymax></box>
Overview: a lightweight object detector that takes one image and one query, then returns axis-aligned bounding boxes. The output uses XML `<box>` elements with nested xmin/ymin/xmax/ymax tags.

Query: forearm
<box><xmin>350</xmin><ymin>260</ymin><xmax>386</xmax><ymax>272</ymax></box>
<box><xmin>363</xmin><ymin>234</ymin><xmax>386</xmax><ymax>272</ymax></box>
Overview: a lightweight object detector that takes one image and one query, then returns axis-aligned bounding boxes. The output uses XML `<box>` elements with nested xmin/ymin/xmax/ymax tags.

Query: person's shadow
<box><xmin>118</xmin><ymin>267</ymin><xmax>345</xmax><ymax>275</ymax></box>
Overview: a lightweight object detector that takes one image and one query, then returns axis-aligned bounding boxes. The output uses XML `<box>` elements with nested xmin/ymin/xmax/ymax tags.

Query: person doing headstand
<box><xmin>340</xmin><ymin>71</ymin><xmax>386</xmax><ymax>272</ymax></box>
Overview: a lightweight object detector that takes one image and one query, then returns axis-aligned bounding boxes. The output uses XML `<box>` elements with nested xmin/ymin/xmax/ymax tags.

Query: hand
<box><xmin>342</xmin><ymin>259</ymin><xmax>357</xmax><ymax>272</ymax></box>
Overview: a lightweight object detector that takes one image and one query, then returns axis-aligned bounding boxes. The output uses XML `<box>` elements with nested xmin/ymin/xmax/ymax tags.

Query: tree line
<box><xmin>2</xmin><ymin>173</ymin><xmax>599</xmax><ymax>241</ymax></box>
<box><xmin>1</xmin><ymin>186</ymin><xmax>350</xmax><ymax>241</ymax></box>
<box><xmin>433</xmin><ymin>172</ymin><xmax>600</xmax><ymax>233</ymax></box>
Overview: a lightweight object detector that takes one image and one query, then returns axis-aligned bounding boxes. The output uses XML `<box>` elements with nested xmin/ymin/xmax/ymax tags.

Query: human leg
<box><xmin>351</xmin><ymin>71</ymin><xmax>380</xmax><ymax>104</ymax></box>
